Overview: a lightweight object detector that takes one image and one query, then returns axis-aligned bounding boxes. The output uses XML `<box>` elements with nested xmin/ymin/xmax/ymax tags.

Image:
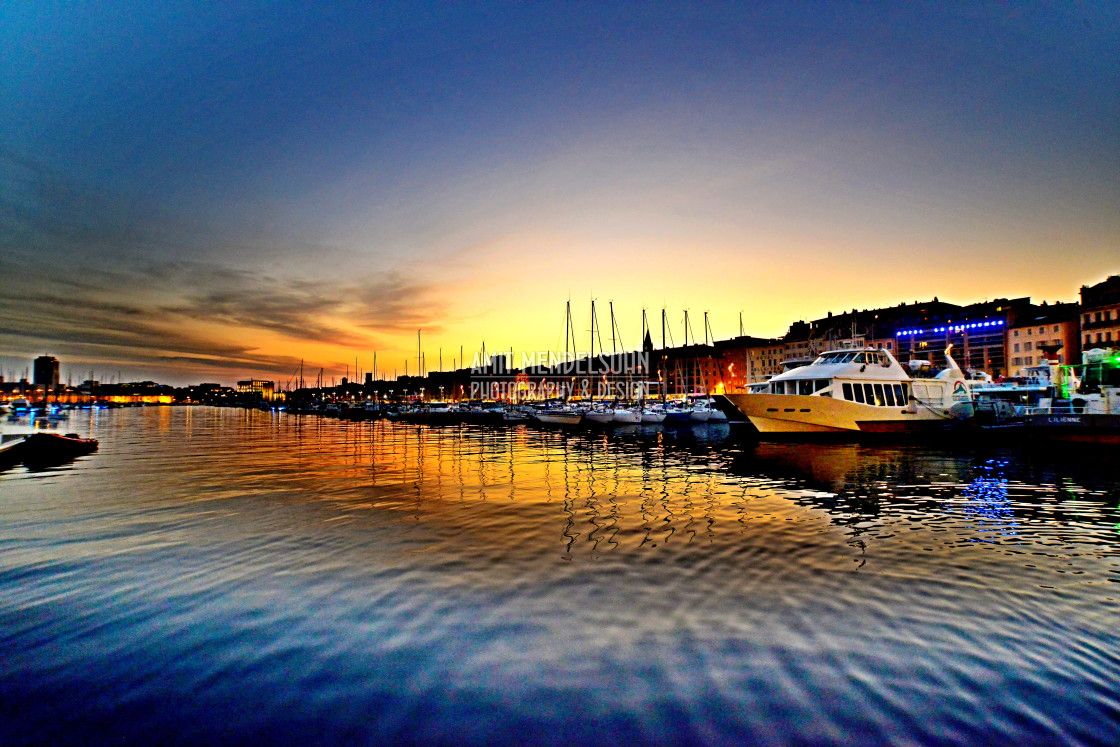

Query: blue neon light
<box><xmin>895</xmin><ymin>318</ymin><xmax>1005</xmax><ymax>337</ymax></box>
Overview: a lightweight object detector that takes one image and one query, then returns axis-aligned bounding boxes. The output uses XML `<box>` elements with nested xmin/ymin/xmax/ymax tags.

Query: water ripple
<box><xmin>1</xmin><ymin>408</ymin><xmax>1118</xmax><ymax>744</ymax></box>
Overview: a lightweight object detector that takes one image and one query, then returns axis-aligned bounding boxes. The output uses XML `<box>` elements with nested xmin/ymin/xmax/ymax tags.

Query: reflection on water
<box><xmin>1</xmin><ymin>408</ymin><xmax>1118</xmax><ymax>744</ymax></box>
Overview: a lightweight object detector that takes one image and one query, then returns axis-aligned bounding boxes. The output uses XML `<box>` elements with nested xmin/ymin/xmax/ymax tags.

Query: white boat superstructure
<box><xmin>723</xmin><ymin>346</ymin><xmax>975</xmax><ymax>434</ymax></box>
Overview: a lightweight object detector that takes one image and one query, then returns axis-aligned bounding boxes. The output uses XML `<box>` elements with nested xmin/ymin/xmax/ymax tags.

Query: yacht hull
<box><xmin>534</xmin><ymin>412</ymin><xmax>583</xmax><ymax>425</ymax></box>
<box><xmin>1021</xmin><ymin>413</ymin><xmax>1120</xmax><ymax>444</ymax></box>
<box><xmin>723</xmin><ymin>393</ymin><xmax>957</xmax><ymax>434</ymax></box>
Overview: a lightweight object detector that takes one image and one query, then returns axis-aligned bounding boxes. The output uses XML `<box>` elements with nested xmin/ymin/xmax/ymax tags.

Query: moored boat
<box><xmin>1</xmin><ymin>432</ymin><xmax>99</xmax><ymax>469</ymax></box>
<box><xmin>533</xmin><ymin>406</ymin><xmax>583</xmax><ymax>425</ymax></box>
<box><xmin>723</xmin><ymin>346</ymin><xmax>975</xmax><ymax>435</ymax></box>
<box><xmin>583</xmin><ymin>406</ymin><xmax>616</xmax><ymax>425</ymax></box>
<box><xmin>612</xmin><ymin>406</ymin><xmax>642</xmax><ymax>424</ymax></box>
<box><xmin>1012</xmin><ymin>348</ymin><xmax>1120</xmax><ymax>443</ymax></box>
<box><xmin>662</xmin><ymin>401</ymin><xmax>693</xmax><ymax>425</ymax></box>
<box><xmin>689</xmin><ymin>399</ymin><xmax>711</xmax><ymax>422</ymax></box>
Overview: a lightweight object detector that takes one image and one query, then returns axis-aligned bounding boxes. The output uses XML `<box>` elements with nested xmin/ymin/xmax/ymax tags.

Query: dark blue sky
<box><xmin>2</xmin><ymin>2</ymin><xmax>1117</xmax><ymax>383</ymax></box>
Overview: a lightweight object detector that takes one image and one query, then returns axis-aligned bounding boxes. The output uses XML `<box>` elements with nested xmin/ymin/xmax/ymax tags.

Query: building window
<box><xmin>1013</xmin><ymin>343</ymin><xmax>1020</xmax><ymax>353</ymax></box>
<box><xmin>1038</xmin><ymin>327</ymin><xmax>1045</xmax><ymax>334</ymax></box>
<box><xmin>1023</xmin><ymin>342</ymin><xmax>1032</xmax><ymax>351</ymax></box>
<box><xmin>1053</xmin><ymin>325</ymin><xmax>1059</xmax><ymax>332</ymax></box>
<box><xmin>1013</xmin><ymin>330</ymin><xmax>1019</xmax><ymax>337</ymax></box>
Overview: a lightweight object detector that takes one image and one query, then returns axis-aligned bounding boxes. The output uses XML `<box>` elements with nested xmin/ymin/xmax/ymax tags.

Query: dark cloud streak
<box><xmin>0</xmin><ymin>150</ymin><xmax>445</xmax><ymax>382</ymax></box>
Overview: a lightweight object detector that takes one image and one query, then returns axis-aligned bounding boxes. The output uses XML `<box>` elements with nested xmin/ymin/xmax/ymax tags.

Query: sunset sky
<box><xmin>2</xmin><ymin>2</ymin><xmax>1117</xmax><ymax>385</ymax></box>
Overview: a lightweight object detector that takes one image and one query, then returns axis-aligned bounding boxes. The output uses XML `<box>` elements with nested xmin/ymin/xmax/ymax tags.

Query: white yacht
<box><xmin>688</xmin><ymin>399</ymin><xmax>711</xmax><ymax>422</ymax></box>
<box><xmin>583</xmin><ymin>406</ymin><xmax>616</xmax><ymax>425</ymax></box>
<box><xmin>612</xmin><ymin>406</ymin><xmax>642</xmax><ymax>424</ymax></box>
<box><xmin>533</xmin><ymin>405</ymin><xmax>583</xmax><ymax>426</ymax></box>
<box><xmin>723</xmin><ymin>346</ymin><xmax>975</xmax><ymax>434</ymax></box>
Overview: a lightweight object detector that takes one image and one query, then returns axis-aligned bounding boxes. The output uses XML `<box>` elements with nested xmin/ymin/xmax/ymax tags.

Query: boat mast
<box><xmin>589</xmin><ymin>298</ymin><xmax>596</xmax><ymax>377</ymax></box>
<box><xmin>703</xmin><ymin>311</ymin><xmax>713</xmax><ymax>394</ymax></box>
<box><xmin>661</xmin><ymin>308</ymin><xmax>667</xmax><ymax>402</ymax></box>
<box><xmin>610</xmin><ymin>301</ymin><xmax>617</xmax><ymax>355</ymax></box>
<box><xmin>564</xmin><ymin>300</ymin><xmax>574</xmax><ymax>366</ymax></box>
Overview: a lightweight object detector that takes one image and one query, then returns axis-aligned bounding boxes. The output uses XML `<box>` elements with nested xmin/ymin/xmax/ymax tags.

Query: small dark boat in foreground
<box><xmin>0</xmin><ymin>432</ymin><xmax>99</xmax><ymax>470</ymax></box>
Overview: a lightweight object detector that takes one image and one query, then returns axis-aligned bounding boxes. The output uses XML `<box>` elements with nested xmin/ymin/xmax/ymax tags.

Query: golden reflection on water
<box><xmin>2</xmin><ymin>407</ymin><xmax>1120</xmax><ymax>745</ymax></box>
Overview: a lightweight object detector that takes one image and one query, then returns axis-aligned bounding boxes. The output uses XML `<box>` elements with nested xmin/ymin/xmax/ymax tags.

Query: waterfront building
<box><xmin>894</xmin><ymin>298</ymin><xmax>1034</xmax><ymax>377</ymax></box>
<box><xmin>237</xmin><ymin>379</ymin><xmax>277</xmax><ymax>401</ymax></box>
<box><xmin>33</xmin><ymin>355</ymin><xmax>60</xmax><ymax>391</ymax></box>
<box><xmin>714</xmin><ymin>336</ymin><xmax>784</xmax><ymax>390</ymax></box>
<box><xmin>659</xmin><ymin>344</ymin><xmax>720</xmax><ymax>395</ymax></box>
<box><xmin>1006</xmin><ymin>303</ymin><xmax>1081</xmax><ymax>376</ymax></box>
<box><xmin>1080</xmin><ymin>275</ymin><xmax>1120</xmax><ymax>350</ymax></box>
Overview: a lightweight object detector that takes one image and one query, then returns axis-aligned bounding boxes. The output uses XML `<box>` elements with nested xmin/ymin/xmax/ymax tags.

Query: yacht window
<box><xmin>843</xmin><ymin>382</ymin><xmax>853</xmax><ymax>401</ymax></box>
<box><xmin>883</xmin><ymin>385</ymin><xmax>896</xmax><ymax>406</ymax></box>
<box><xmin>815</xmin><ymin>379</ymin><xmax>830</xmax><ymax>392</ymax></box>
<box><xmin>896</xmin><ymin>384</ymin><xmax>908</xmax><ymax>403</ymax></box>
<box><xmin>851</xmin><ymin>383</ymin><xmax>865</xmax><ymax>404</ymax></box>
<box><xmin>873</xmin><ymin>384</ymin><xmax>885</xmax><ymax>407</ymax></box>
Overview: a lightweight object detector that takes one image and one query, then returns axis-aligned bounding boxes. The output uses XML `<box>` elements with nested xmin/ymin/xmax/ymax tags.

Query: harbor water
<box><xmin>1</xmin><ymin>407</ymin><xmax>1118</xmax><ymax>744</ymax></box>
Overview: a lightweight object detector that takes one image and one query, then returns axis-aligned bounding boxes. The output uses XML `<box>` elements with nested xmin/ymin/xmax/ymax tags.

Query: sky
<box><xmin>1</xmin><ymin>2</ymin><xmax>1117</xmax><ymax>385</ymax></box>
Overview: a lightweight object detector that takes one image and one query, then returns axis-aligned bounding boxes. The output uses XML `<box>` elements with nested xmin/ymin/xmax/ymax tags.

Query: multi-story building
<box><xmin>33</xmin><ymin>355</ymin><xmax>60</xmax><ymax>391</ymax></box>
<box><xmin>660</xmin><ymin>345</ymin><xmax>720</xmax><ymax>395</ymax></box>
<box><xmin>1080</xmin><ymin>275</ymin><xmax>1120</xmax><ymax>350</ymax></box>
<box><xmin>237</xmin><ymin>379</ymin><xmax>277</xmax><ymax>401</ymax></box>
<box><xmin>894</xmin><ymin>298</ymin><xmax>1034</xmax><ymax>377</ymax></box>
<box><xmin>1005</xmin><ymin>303</ymin><xmax>1080</xmax><ymax>377</ymax></box>
<box><xmin>714</xmin><ymin>336</ymin><xmax>784</xmax><ymax>390</ymax></box>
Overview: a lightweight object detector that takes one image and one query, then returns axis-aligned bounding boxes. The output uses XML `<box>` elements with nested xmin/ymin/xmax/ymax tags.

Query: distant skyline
<box><xmin>2</xmin><ymin>2</ymin><xmax>1117</xmax><ymax>385</ymax></box>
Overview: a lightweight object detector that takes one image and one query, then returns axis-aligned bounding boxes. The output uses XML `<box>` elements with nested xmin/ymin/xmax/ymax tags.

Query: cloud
<box><xmin>0</xmin><ymin>149</ymin><xmax>446</xmax><ymax>382</ymax></box>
